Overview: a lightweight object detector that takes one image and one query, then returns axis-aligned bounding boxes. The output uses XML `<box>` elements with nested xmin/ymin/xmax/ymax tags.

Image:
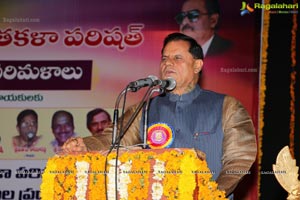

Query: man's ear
<box><xmin>194</xmin><ymin>59</ymin><xmax>203</xmax><ymax>74</ymax></box>
<box><xmin>209</xmin><ymin>13</ymin><xmax>219</xmax><ymax>29</ymax></box>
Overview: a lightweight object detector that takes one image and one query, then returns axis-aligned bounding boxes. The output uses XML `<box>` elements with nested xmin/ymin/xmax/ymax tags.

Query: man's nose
<box><xmin>27</xmin><ymin>123</ymin><xmax>36</xmax><ymax>130</ymax></box>
<box><xmin>97</xmin><ymin>123</ymin><xmax>104</xmax><ymax>130</ymax></box>
<box><xmin>181</xmin><ymin>16</ymin><xmax>189</xmax><ymax>24</ymax></box>
<box><xmin>60</xmin><ymin>125</ymin><xmax>68</xmax><ymax>132</ymax></box>
<box><xmin>164</xmin><ymin>58</ymin><xmax>174</xmax><ymax>66</ymax></box>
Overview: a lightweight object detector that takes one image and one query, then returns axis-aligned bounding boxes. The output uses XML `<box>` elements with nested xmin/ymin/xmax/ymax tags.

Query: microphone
<box><xmin>129</xmin><ymin>75</ymin><xmax>158</xmax><ymax>89</ymax></box>
<box><xmin>27</xmin><ymin>132</ymin><xmax>34</xmax><ymax>140</ymax></box>
<box><xmin>128</xmin><ymin>76</ymin><xmax>176</xmax><ymax>93</ymax></box>
<box><xmin>155</xmin><ymin>77</ymin><xmax>176</xmax><ymax>91</ymax></box>
<box><xmin>27</xmin><ymin>132</ymin><xmax>34</xmax><ymax>148</ymax></box>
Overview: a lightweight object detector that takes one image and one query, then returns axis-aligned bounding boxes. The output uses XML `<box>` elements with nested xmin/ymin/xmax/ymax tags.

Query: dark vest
<box><xmin>140</xmin><ymin>85</ymin><xmax>225</xmax><ymax>180</ymax></box>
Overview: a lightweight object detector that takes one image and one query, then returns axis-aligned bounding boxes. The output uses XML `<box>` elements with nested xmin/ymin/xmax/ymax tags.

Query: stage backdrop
<box><xmin>0</xmin><ymin>0</ymin><xmax>260</xmax><ymax>199</ymax></box>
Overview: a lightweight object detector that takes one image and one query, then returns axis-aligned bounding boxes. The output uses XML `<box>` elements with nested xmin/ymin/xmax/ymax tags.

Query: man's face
<box><xmin>52</xmin><ymin>114</ymin><xmax>74</xmax><ymax>145</ymax></box>
<box><xmin>160</xmin><ymin>40</ymin><xmax>202</xmax><ymax>95</ymax></box>
<box><xmin>88</xmin><ymin>112</ymin><xmax>110</xmax><ymax>137</ymax></box>
<box><xmin>17</xmin><ymin>114</ymin><xmax>38</xmax><ymax>142</ymax></box>
<box><xmin>179</xmin><ymin>0</ymin><xmax>218</xmax><ymax>45</ymax></box>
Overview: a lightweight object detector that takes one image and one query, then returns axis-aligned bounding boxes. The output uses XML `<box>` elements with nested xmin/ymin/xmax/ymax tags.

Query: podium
<box><xmin>40</xmin><ymin>148</ymin><xmax>227</xmax><ymax>200</ymax></box>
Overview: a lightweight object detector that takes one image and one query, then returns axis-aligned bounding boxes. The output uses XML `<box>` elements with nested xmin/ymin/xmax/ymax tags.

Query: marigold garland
<box><xmin>289</xmin><ymin>0</ymin><xmax>297</xmax><ymax>157</ymax></box>
<box><xmin>162</xmin><ymin>150</ymin><xmax>181</xmax><ymax>199</ymax></box>
<box><xmin>41</xmin><ymin>149</ymin><xmax>227</xmax><ymax>200</ymax></box>
<box><xmin>259</xmin><ymin>0</ymin><xmax>299</xmax><ymax>198</ymax></box>
<box><xmin>258</xmin><ymin>0</ymin><xmax>271</xmax><ymax>198</ymax></box>
<box><xmin>75</xmin><ymin>161</ymin><xmax>89</xmax><ymax>200</ymax></box>
<box><xmin>87</xmin><ymin>154</ymin><xmax>106</xmax><ymax>200</ymax></box>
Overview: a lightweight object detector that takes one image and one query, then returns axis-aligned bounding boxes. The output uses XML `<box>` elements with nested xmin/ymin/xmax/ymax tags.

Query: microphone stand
<box><xmin>112</xmin><ymin>86</ymin><xmax>153</xmax><ymax>148</ymax></box>
<box><xmin>106</xmin><ymin>85</ymin><xmax>153</xmax><ymax>200</ymax></box>
<box><xmin>142</xmin><ymin>87</ymin><xmax>165</xmax><ymax>148</ymax></box>
<box><xmin>112</xmin><ymin>87</ymin><xmax>135</xmax><ymax>145</ymax></box>
<box><xmin>106</xmin><ymin>86</ymin><xmax>132</xmax><ymax>200</ymax></box>
<box><xmin>104</xmin><ymin>77</ymin><xmax>174</xmax><ymax>200</ymax></box>
<box><xmin>111</xmin><ymin>76</ymin><xmax>176</xmax><ymax>149</ymax></box>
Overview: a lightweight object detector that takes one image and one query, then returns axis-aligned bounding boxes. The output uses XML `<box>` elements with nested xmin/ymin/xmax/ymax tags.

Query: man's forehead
<box><xmin>163</xmin><ymin>41</ymin><xmax>189</xmax><ymax>54</ymax></box>
<box><xmin>55</xmin><ymin>115</ymin><xmax>72</xmax><ymax>124</ymax></box>
<box><xmin>92</xmin><ymin>112</ymin><xmax>109</xmax><ymax>121</ymax></box>
<box><xmin>21</xmin><ymin>115</ymin><xmax>36</xmax><ymax>121</ymax></box>
<box><xmin>182</xmin><ymin>0</ymin><xmax>205</xmax><ymax>11</ymax></box>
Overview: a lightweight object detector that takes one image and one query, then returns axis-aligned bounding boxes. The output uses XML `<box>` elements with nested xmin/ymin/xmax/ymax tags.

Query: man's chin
<box><xmin>57</xmin><ymin>133</ymin><xmax>73</xmax><ymax>142</ymax></box>
<box><xmin>182</xmin><ymin>30</ymin><xmax>197</xmax><ymax>38</ymax></box>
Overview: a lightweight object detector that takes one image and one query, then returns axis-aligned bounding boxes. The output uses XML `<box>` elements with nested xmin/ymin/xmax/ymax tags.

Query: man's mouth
<box><xmin>164</xmin><ymin>69</ymin><xmax>176</xmax><ymax>77</ymax></box>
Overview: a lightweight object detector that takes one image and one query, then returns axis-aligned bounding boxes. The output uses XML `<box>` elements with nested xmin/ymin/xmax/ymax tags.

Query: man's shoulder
<box><xmin>199</xmin><ymin>88</ymin><xmax>239</xmax><ymax>103</ymax></box>
<box><xmin>207</xmin><ymin>34</ymin><xmax>233</xmax><ymax>56</ymax></box>
<box><xmin>83</xmin><ymin>135</ymin><xmax>112</xmax><ymax>151</ymax></box>
<box><xmin>212</xmin><ymin>34</ymin><xmax>232</xmax><ymax>46</ymax></box>
<box><xmin>200</xmin><ymin>88</ymin><xmax>226</xmax><ymax>98</ymax></box>
<box><xmin>12</xmin><ymin>135</ymin><xmax>19</xmax><ymax>140</ymax></box>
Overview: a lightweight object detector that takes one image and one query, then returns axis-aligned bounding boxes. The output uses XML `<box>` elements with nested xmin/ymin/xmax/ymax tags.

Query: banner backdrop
<box><xmin>0</xmin><ymin>0</ymin><xmax>260</xmax><ymax>199</ymax></box>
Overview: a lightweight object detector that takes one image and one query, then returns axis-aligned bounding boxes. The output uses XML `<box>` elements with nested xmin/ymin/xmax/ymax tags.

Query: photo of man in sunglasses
<box><xmin>175</xmin><ymin>0</ymin><xmax>232</xmax><ymax>57</ymax></box>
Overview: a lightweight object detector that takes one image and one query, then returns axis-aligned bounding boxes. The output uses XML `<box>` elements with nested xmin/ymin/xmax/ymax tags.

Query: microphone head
<box><xmin>165</xmin><ymin>77</ymin><xmax>176</xmax><ymax>91</ymax></box>
<box><xmin>148</xmin><ymin>75</ymin><xmax>159</xmax><ymax>82</ymax></box>
<box><xmin>129</xmin><ymin>75</ymin><xmax>158</xmax><ymax>89</ymax></box>
<box><xmin>27</xmin><ymin>132</ymin><xmax>34</xmax><ymax>140</ymax></box>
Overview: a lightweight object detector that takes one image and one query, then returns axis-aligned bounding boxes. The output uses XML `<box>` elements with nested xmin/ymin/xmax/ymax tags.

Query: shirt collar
<box><xmin>202</xmin><ymin>35</ymin><xmax>214</xmax><ymax>57</ymax></box>
<box><xmin>168</xmin><ymin>84</ymin><xmax>201</xmax><ymax>102</ymax></box>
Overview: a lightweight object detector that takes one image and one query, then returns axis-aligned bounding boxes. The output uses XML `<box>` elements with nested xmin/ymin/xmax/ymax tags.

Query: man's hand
<box><xmin>61</xmin><ymin>137</ymin><xmax>88</xmax><ymax>154</ymax></box>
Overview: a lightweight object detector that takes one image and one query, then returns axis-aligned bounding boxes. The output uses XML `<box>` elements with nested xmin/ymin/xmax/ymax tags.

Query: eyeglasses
<box><xmin>175</xmin><ymin>9</ymin><xmax>210</xmax><ymax>25</ymax></box>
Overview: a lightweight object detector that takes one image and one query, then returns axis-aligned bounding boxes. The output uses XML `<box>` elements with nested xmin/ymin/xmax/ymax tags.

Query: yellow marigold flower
<box><xmin>41</xmin><ymin>149</ymin><xmax>228</xmax><ymax>200</ymax></box>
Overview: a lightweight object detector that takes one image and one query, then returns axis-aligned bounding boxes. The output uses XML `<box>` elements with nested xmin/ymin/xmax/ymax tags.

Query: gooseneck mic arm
<box><xmin>111</xmin><ymin>86</ymin><xmax>152</xmax><ymax>149</ymax></box>
<box><xmin>110</xmin><ymin>75</ymin><xmax>158</xmax><ymax>148</ymax></box>
<box><xmin>111</xmin><ymin>76</ymin><xmax>177</xmax><ymax>149</ymax></box>
<box><xmin>105</xmin><ymin>76</ymin><xmax>176</xmax><ymax>200</ymax></box>
<box><xmin>112</xmin><ymin>87</ymin><xmax>132</xmax><ymax>145</ymax></box>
